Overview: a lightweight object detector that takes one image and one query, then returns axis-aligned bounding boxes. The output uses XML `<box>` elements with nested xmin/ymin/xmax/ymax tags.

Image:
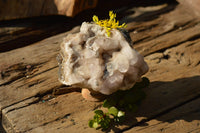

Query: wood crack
<box><xmin>26</xmin><ymin>65</ymin><xmax>58</xmax><ymax>79</ymax></box>
<box><xmin>187</xmin><ymin>127</ymin><xmax>200</xmax><ymax>133</ymax></box>
<box><xmin>25</xmin><ymin>113</ymin><xmax>72</xmax><ymax>132</ymax></box>
<box><xmin>156</xmin><ymin>33</ymin><xmax>200</xmax><ymax>54</ymax></box>
<box><xmin>0</xmin><ymin>61</ymin><xmax>53</xmax><ymax>87</ymax></box>
<box><xmin>0</xmin><ymin>73</ymin><xmax>24</xmax><ymax>87</ymax></box>
<box><xmin>3</xmin><ymin>98</ymin><xmax>40</xmax><ymax>114</ymax></box>
<box><xmin>1</xmin><ymin>96</ymin><xmax>36</xmax><ymax>111</ymax></box>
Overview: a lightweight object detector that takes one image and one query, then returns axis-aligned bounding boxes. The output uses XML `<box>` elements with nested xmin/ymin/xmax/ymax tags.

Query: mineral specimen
<box><xmin>58</xmin><ymin>22</ymin><xmax>149</xmax><ymax>96</ymax></box>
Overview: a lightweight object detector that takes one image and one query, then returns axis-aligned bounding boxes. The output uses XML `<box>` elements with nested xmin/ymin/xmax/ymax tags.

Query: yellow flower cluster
<box><xmin>93</xmin><ymin>11</ymin><xmax>127</xmax><ymax>37</ymax></box>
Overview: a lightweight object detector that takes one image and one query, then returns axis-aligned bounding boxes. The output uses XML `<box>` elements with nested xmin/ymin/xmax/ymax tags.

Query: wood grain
<box><xmin>0</xmin><ymin>26</ymin><xmax>80</xmax><ymax>111</ymax></box>
<box><xmin>177</xmin><ymin>0</ymin><xmax>200</xmax><ymax>17</ymax></box>
<box><xmin>125</xmin><ymin>98</ymin><xmax>200</xmax><ymax>133</ymax></box>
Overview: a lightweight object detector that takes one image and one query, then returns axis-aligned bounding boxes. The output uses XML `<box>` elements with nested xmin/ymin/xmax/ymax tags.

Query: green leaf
<box><xmin>99</xmin><ymin>117</ymin><xmax>111</xmax><ymax>130</ymax></box>
<box><xmin>108</xmin><ymin>106</ymin><xmax>118</xmax><ymax>116</ymax></box>
<box><xmin>100</xmin><ymin>122</ymin><xmax>110</xmax><ymax>129</ymax></box>
<box><xmin>88</xmin><ymin>120</ymin><xmax>94</xmax><ymax>128</ymax></box>
<box><xmin>94</xmin><ymin>110</ymin><xmax>103</xmax><ymax>116</ymax></box>
<box><xmin>93</xmin><ymin>122</ymin><xmax>99</xmax><ymax>128</ymax></box>
<box><xmin>117</xmin><ymin>111</ymin><xmax>125</xmax><ymax>117</ymax></box>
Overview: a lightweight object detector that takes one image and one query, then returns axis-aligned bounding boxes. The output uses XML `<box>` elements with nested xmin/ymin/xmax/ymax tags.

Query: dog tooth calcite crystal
<box><xmin>58</xmin><ymin>22</ymin><xmax>149</xmax><ymax>95</ymax></box>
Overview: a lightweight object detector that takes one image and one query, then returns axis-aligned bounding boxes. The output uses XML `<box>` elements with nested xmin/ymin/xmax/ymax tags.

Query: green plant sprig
<box><xmin>88</xmin><ymin>107</ymin><xmax>125</xmax><ymax>130</ymax></box>
<box><xmin>89</xmin><ymin>77</ymin><xmax>150</xmax><ymax>130</ymax></box>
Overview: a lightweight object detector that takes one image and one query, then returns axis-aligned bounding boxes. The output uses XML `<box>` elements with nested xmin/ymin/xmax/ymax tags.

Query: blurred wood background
<box><xmin>0</xmin><ymin>0</ymin><xmax>98</xmax><ymax>20</ymax></box>
<box><xmin>0</xmin><ymin>0</ymin><xmax>200</xmax><ymax>21</ymax></box>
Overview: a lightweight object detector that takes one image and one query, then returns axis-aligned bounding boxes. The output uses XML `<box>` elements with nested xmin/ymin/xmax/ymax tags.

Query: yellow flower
<box><xmin>93</xmin><ymin>11</ymin><xmax>127</xmax><ymax>37</ymax></box>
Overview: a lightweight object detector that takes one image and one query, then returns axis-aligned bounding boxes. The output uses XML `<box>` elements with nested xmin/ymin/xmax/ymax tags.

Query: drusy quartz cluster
<box><xmin>57</xmin><ymin>21</ymin><xmax>149</xmax><ymax>95</ymax></box>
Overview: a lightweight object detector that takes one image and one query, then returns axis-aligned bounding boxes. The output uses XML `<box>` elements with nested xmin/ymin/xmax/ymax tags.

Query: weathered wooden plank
<box><xmin>135</xmin><ymin>22</ymin><xmax>200</xmax><ymax>56</ymax></box>
<box><xmin>0</xmin><ymin>16</ymin><xmax>79</xmax><ymax>52</ymax></box>
<box><xmin>2</xmin><ymin>92</ymin><xmax>102</xmax><ymax>133</ymax></box>
<box><xmin>125</xmin><ymin>97</ymin><xmax>200</xmax><ymax>133</ymax></box>
<box><xmin>0</xmin><ymin>26</ymin><xmax>80</xmax><ymax>111</ymax></box>
<box><xmin>0</xmin><ymin>3</ymin><xmax>200</xmax><ymax>133</ymax></box>
<box><xmin>145</xmin><ymin>38</ymin><xmax>200</xmax><ymax>80</ymax></box>
<box><xmin>2</xmin><ymin>35</ymin><xmax>200</xmax><ymax>133</ymax></box>
<box><xmin>127</xmin><ymin>5</ymin><xmax>200</xmax><ymax>56</ymax></box>
<box><xmin>126</xmin><ymin>4</ymin><xmax>190</xmax><ymax>43</ymax></box>
<box><xmin>2</xmin><ymin>97</ymin><xmax>39</xmax><ymax>133</ymax></box>
<box><xmin>0</xmin><ymin>3</ymin><xmax>182</xmax><ymax>112</ymax></box>
<box><xmin>0</xmin><ymin>2</ymin><xmax>197</xmax><ymax>53</ymax></box>
<box><xmin>116</xmin><ymin>39</ymin><xmax>200</xmax><ymax>131</ymax></box>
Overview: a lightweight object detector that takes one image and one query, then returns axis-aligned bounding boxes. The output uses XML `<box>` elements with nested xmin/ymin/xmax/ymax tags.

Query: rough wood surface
<box><xmin>177</xmin><ymin>0</ymin><xmax>200</xmax><ymax>17</ymax></box>
<box><xmin>0</xmin><ymin>26</ymin><xmax>80</xmax><ymax>112</ymax></box>
<box><xmin>125</xmin><ymin>98</ymin><xmax>200</xmax><ymax>133</ymax></box>
<box><xmin>0</xmin><ymin>2</ymin><xmax>200</xmax><ymax>133</ymax></box>
<box><xmin>0</xmin><ymin>16</ymin><xmax>82</xmax><ymax>52</ymax></box>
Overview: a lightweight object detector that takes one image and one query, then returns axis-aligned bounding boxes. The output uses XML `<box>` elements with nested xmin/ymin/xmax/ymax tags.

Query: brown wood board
<box><xmin>0</xmin><ymin>2</ymin><xmax>200</xmax><ymax>133</ymax></box>
<box><xmin>125</xmin><ymin>97</ymin><xmax>200</xmax><ymax>133</ymax></box>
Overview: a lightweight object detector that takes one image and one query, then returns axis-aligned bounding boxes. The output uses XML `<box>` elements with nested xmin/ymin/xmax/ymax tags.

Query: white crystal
<box><xmin>58</xmin><ymin>22</ymin><xmax>149</xmax><ymax>95</ymax></box>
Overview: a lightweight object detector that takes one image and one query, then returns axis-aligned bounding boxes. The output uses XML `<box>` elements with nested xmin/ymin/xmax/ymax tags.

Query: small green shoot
<box><xmin>89</xmin><ymin>77</ymin><xmax>150</xmax><ymax>130</ymax></box>
<box><xmin>88</xmin><ymin>110</ymin><xmax>111</xmax><ymax>129</ymax></box>
<box><xmin>88</xmin><ymin>106</ymin><xmax>125</xmax><ymax>130</ymax></box>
